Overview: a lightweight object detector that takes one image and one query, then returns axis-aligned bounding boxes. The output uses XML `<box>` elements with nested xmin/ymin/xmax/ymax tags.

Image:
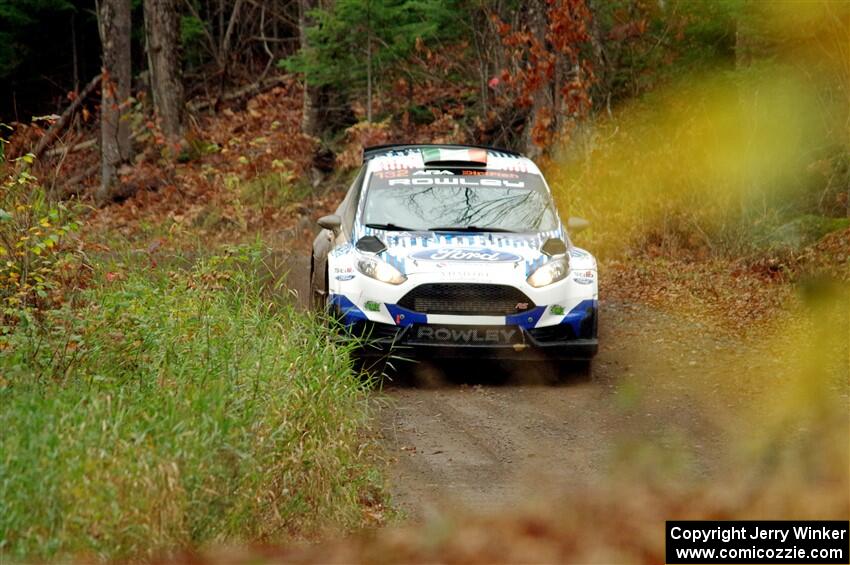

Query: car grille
<box><xmin>347</xmin><ymin>321</ymin><xmax>402</xmax><ymax>341</ymax></box>
<box><xmin>398</xmin><ymin>283</ymin><xmax>534</xmax><ymax>316</ymax></box>
<box><xmin>527</xmin><ymin>324</ymin><xmax>576</xmax><ymax>342</ymax></box>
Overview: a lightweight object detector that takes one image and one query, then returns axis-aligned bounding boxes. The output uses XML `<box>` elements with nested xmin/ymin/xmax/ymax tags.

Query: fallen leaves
<box><xmin>85</xmin><ymin>78</ymin><xmax>323</xmax><ymax>250</ymax></box>
<box><xmin>604</xmin><ymin>223</ymin><xmax>850</xmax><ymax>339</ymax></box>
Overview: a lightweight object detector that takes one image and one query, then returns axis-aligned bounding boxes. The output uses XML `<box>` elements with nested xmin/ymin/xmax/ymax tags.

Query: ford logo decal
<box><xmin>410</xmin><ymin>248</ymin><xmax>522</xmax><ymax>263</ymax></box>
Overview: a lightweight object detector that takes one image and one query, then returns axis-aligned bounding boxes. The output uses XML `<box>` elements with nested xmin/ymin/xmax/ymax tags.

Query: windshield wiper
<box><xmin>428</xmin><ymin>225</ymin><xmax>517</xmax><ymax>233</ymax></box>
<box><xmin>364</xmin><ymin>223</ymin><xmax>413</xmax><ymax>231</ymax></box>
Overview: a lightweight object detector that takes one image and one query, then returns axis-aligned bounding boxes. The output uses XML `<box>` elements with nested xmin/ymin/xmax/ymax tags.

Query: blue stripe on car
<box><xmin>329</xmin><ymin>294</ymin><xmax>368</xmax><ymax>326</ymax></box>
<box><xmin>385</xmin><ymin>304</ymin><xmax>427</xmax><ymax>327</ymax></box>
<box><xmin>505</xmin><ymin>305</ymin><xmax>546</xmax><ymax>329</ymax></box>
<box><xmin>560</xmin><ymin>299</ymin><xmax>597</xmax><ymax>335</ymax></box>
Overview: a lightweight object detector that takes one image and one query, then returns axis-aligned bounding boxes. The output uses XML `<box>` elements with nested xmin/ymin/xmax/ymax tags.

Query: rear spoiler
<box><xmin>363</xmin><ymin>143</ymin><xmax>522</xmax><ymax>163</ymax></box>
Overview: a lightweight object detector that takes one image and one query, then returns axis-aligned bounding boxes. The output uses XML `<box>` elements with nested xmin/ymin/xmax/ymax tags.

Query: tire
<box><xmin>310</xmin><ymin>258</ymin><xmax>328</xmax><ymax>314</ymax></box>
<box><xmin>573</xmin><ymin>359</ymin><xmax>593</xmax><ymax>381</ymax></box>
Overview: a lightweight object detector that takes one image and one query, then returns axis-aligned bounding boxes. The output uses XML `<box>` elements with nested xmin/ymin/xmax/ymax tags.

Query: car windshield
<box><xmin>361</xmin><ymin>168</ymin><xmax>558</xmax><ymax>232</ymax></box>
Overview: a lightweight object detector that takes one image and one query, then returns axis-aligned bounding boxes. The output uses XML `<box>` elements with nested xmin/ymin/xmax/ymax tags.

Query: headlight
<box><xmin>356</xmin><ymin>255</ymin><xmax>407</xmax><ymax>285</ymax></box>
<box><xmin>527</xmin><ymin>256</ymin><xmax>569</xmax><ymax>288</ymax></box>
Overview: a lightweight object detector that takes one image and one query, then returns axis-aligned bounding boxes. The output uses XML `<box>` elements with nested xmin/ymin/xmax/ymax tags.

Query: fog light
<box><xmin>365</xmin><ymin>300</ymin><xmax>381</xmax><ymax>312</ymax></box>
<box><xmin>551</xmin><ymin>305</ymin><xmax>565</xmax><ymax>315</ymax></box>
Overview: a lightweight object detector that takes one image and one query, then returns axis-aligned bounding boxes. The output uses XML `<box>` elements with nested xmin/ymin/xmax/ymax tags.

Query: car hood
<box><xmin>376</xmin><ymin>230</ymin><xmax>560</xmax><ymax>278</ymax></box>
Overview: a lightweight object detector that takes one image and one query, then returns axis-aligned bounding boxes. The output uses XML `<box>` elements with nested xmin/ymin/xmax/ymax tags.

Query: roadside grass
<box><xmin>238</xmin><ymin>169</ymin><xmax>311</xmax><ymax>210</ymax></box>
<box><xmin>0</xmin><ymin>245</ymin><xmax>383</xmax><ymax>562</ymax></box>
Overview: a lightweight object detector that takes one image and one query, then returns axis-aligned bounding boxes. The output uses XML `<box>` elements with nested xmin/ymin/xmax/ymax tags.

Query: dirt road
<box><xmin>287</xmin><ymin>254</ymin><xmax>747</xmax><ymax>518</ymax></box>
<box><xmin>376</xmin><ymin>300</ymin><xmax>742</xmax><ymax>518</ymax></box>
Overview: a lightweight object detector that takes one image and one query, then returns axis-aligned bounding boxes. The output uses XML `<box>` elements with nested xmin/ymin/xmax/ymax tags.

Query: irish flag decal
<box><xmin>421</xmin><ymin>147</ymin><xmax>488</xmax><ymax>165</ymax></box>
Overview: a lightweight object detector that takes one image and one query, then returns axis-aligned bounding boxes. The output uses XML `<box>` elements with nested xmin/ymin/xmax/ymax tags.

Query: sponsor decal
<box><xmin>460</xmin><ymin>170</ymin><xmax>520</xmax><ymax>178</ymax></box>
<box><xmin>411</xmin><ymin>248</ymin><xmax>521</xmax><ymax>263</ymax></box>
<box><xmin>330</xmin><ymin>244</ymin><xmax>353</xmax><ymax>257</ymax></box>
<box><xmin>375</xmin><ymin>169</ymin><xmax>412</xmax><ymax>179</ymax></box>
<box><xmin>376</xmin><ymin>169</ymin><xmax>520</xmax><ymax>179</ymax></box>
<box><xmin>412</xmin><ymin>169</ymin><xmax>454</xmax><ymax>175</ymax></box>
<box><xmin>335</xmin><ymin>274</ymin><xmax>355</xmax><ymax>281</ymax></box>
<box><xmin>388</xmin><ymin>177</ymin><xmax>526</xmax><ymax>188</ymax></box>
<box><xmin>436</xmin><ymin>269</ymin><xmax>490</xmax><ymax>281</ymax></box>
<box><xmin>572</xmin><ymin>269</ymin><xmax>595</xmax><ymax>285</ymax></box>
<box><xmin>415</xmin><ymin>326</ymin><xmax>517</xmax><ymax>344</ymax></box>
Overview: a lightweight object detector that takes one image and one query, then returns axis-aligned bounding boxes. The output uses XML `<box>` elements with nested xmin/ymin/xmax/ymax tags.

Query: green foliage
<box><xmin>239</xmin><ymin>167</ymin><xmax>310</xmax><ymax>209</ymax></box>
<box><xmin>0</xmin><ymin>122</ymin><xmax>10</xmax><ymax>162</ymax></box>
<box><xmin>180</xmin><ymin>13</ymin><xmax>208</xmax><ymax>67</ymax></box>
<box><xmin>587</xmin><ymin>0</ymin><xmax>739</xmax><ymax>104</ymax></box>
<box><xmin>670</xmin><ymin>0</ymin><xmax>739</xmax><ymax>65</ymax></box>
<box><xmin>0</xmin><ymin>246</ymin><xmax>380</xmax><ymax>561</ymax></box>
<box><xmin>179</xmin><ymin>137</ymin><xmax>221</xmax><ymax>163</ymax></box>
<box><xmin>0</xmin><ymin>156</ymin><xmax>81</xmax><ymax>318</ymax></box>
<box><xmin>550</xmin><ymin>59</ymin><xmax>844</xmax><ymax>259</ymax></box>
<box><xmin>763</xmin><ymin>215</ymin><xmax>850</xmax><ymax>252</ymax></box>
<box><xmin>283</xmin><ymin>0</ymin><xmax>461</xmax><ymax>104</ymax></box>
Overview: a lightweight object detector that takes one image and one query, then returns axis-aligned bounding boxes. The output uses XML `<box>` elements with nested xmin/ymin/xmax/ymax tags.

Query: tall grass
<box><xmin>0</xmin><ymin>247</ymin><xmax>380</xmax><ymax>561</ymax></box>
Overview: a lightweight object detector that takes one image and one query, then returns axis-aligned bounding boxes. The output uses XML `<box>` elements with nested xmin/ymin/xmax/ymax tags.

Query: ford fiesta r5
<box><xmin>310</xmin><ymin>144</ymin><xmax>598</xmax><ymax>368</ymax></box>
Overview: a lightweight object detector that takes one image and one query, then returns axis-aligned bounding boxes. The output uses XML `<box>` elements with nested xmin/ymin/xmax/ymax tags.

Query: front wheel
<box><xmin>573</xmin><ymin>359</ymin><xmax>594</xmax><ymax>381</ymax></box>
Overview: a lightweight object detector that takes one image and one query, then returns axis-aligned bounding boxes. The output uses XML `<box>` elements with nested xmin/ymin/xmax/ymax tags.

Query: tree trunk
<box><xmin>144</xmin><ymin>0</ymin><xmax>184</xmax><ymax>144</ymax></box>
<box><xmin>299</xmin><ymin>0</ymin><xmax>322</xmax><ymax>137</ymax></box>
<box><xmin>523</xmin><ymin>1</ymin><xmax>552</xmax><ymax>158</ymax></box>
<box><xmin>97</xmin><ymin>0</ymin><xmax>132</xmax><ymax>203</ymax></box>
<box><xmin>366</xmin><ymin>30</ymin><xmax>373</xmax><ymax>123</ymax></box>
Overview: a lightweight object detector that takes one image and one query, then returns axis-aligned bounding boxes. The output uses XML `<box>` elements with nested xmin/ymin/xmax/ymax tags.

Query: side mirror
<box><xmin>317</xmin><ymin>214</ymin><xmax>342</xmax><ymax>234</ymax></box>
<box><xmin>567</xmin><ymin>216</ymin><xmax>590</xmax><ymax>233</ymax></box>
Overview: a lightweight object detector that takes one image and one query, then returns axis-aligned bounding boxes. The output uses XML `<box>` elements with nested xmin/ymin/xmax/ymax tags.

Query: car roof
<box><xmin>363</xmin><ymin>144</ymin><xmax>542</xmax><ymax>175</ymax></box>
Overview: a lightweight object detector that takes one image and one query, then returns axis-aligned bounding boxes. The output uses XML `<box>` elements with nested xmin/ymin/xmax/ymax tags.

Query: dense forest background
<box><xmin>2</xmin><ymin>0</ymin><xmax>739</xmax><ymax>134</ymax></box>
<box><xmin>1</xmin><ymin>1</ymin><xmax>846</xmax><ymax>213</ymax></box>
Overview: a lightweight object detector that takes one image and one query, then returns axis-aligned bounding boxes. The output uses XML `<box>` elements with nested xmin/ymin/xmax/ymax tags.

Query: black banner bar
<box><xmin>666</xmin><ymin>521</ymin><xmax>849</xmax><ymax>564</ymax></box>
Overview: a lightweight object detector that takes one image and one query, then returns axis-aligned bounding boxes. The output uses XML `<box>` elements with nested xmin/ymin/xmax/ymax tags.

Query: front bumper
<box><xmin>345</xmin><ymin>320</ymin><xmax>598</xmax><ymax>360</ymax></box>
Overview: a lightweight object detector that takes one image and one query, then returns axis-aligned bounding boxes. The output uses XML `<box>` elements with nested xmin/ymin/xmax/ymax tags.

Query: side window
<box><xmin>340</xmin><ymin>166</ymin><xmax>366</xmax><ymax>237</ymax></box>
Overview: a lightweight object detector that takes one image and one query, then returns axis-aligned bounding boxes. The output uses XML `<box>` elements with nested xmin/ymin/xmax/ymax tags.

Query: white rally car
<box><xmin>310</xmin><ymin>144</ymin><xmax>598</xmax><ymax>369</ymax></box>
